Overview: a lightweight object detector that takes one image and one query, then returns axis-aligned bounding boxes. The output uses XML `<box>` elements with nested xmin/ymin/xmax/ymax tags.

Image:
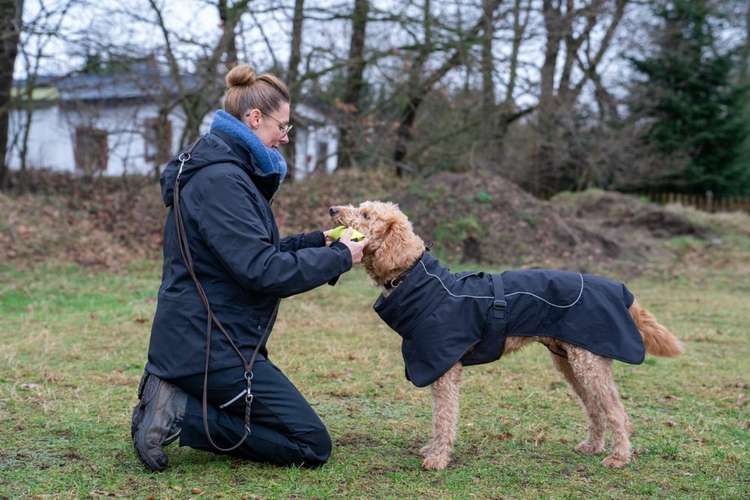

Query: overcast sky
<box><xmin>15</xmin><ymin>0</ymin><xmax>748</xmax><ymax>110</ymax></box>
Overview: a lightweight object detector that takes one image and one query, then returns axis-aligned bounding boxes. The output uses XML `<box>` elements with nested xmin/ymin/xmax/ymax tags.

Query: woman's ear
<box><xmin>243</xmin><ymin>109</ymin><xmax>262</xmax><ymax>129</ymax></box>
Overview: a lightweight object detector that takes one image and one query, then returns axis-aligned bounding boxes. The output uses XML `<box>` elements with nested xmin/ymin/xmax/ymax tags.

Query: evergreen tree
<box><xmin>630</xmin><ymin>0</ymin><xmax>750</xmax><ymax>196</ymax></box>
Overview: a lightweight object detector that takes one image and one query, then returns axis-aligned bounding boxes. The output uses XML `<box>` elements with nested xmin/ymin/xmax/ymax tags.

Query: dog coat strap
<box><xmin>491</xmin><ymin>274</ymin><xmax>507</xmax><ymax>321</ymax></box>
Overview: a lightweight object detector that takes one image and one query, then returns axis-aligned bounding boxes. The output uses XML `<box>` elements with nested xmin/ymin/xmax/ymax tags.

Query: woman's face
<box><xmin>243</xmin><ymin>102</ymin><xmax>291</xmax><ymax>148</ymax></box>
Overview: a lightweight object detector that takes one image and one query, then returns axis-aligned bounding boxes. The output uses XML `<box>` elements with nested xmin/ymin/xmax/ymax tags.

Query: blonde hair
<box><xmin>223</xmin><ymin>64</ymin><xmax>290</xmax><ymax>119</ymax></box>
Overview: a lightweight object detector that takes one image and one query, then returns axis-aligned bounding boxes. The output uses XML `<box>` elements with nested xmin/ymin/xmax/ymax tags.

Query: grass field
<box><xmin>1</xmin><ymin>239</ymin><xmax>749</xmax><ymax>498</ymax></box>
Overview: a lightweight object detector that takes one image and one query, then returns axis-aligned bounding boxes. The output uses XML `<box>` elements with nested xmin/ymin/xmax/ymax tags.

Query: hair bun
<box><xmin>226</xmin><ymin>64</ymin><xmax>256</xmax><ymax>88</ymax></box>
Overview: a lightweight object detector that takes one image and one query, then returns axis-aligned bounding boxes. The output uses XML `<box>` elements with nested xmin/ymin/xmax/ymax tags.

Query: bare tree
<box><xmin>13</xmin><ymin>0</ymin><xmax>73</xmax><ymax>186</ymax></box>
<box><xmin>743</xmin><ymin>0</ymin><xmax>750</xmax><ymax>82</ymax></box>
<box><xmin>0</xmin><ymin>0</ymin><xmax>23</xmax><ymax>189</ymax></box>
<box><xmin>285</xmin><ymin>0</ymin><xmax>305</xmax><ymax>181</ymax></box>
<box><xmin>481</xmin><ymin>0</ymin><xmax>496</xmax><ymax>113</ymax></box>
<box><xmin>531</xmin><ymin>0</ymin><xmax>628</xmax><ymax>196</ymax></box>
<box><xmin>492</xmin><ymin>0</ymin><xmax>534</xmax><ymax>152</ymax></box>
<box><xmin>148</xmin><ymin>0</ymin><xmax>251</xmax><ymax>146</ymax></box>
<box><xmin>392</xmin><ymin>0</ymin><xmax>504</xmax><ymax>174</ymax></box>
<box><xmin>336</xmin><ymin>0</ymin><xmax>369</xmax><ymax>170</ymax></box>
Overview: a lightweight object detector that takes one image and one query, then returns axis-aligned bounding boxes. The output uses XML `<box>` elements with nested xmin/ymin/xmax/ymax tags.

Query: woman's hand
<box><xmin>324</xmin><ymin>228</ymin><xmax>336</xmax><ymax>246</ymax></box>
<box><xmin>336</xmin><ymin>228</ymin><xmax>368</xmax><ymax>264</ymax></box>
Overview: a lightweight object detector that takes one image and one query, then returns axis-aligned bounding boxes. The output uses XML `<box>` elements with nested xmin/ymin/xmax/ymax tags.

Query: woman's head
<box><xmin>223</xmin><ymin>64</ymin><xmax>291</xmax><ymax>148</ymax></box>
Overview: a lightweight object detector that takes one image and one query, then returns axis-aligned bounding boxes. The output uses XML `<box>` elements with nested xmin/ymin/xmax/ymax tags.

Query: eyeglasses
<box><xmin>262</xmin><ymin>112</ymin><xmax>293</xmax><ymax>136</ymax></box>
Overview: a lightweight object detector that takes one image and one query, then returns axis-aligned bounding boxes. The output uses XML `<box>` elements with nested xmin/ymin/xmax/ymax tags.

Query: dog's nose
<box><xmin>329</xmin><ymin>207</ymin><xmax>339</xmax><ymax>217</ymax></box>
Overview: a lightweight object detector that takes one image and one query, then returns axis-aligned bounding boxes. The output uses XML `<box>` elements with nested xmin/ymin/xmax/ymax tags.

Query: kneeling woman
<box><xmin>131</xmin><ymin>64</ymin><xmax>366</xmax><ymax>471</ymax></box>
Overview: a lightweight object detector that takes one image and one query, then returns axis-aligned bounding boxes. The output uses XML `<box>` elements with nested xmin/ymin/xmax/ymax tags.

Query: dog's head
<box><xmin>329</xmin><ymin>201</ymin><xmax>425</xmax><ymax>284</ymax></box>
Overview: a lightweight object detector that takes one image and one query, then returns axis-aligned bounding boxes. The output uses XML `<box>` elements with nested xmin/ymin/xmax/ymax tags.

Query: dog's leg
<box><xmin>608</xmin><ymin>379</ymin><xmax>633</xmax><ymax>436</ymax></box>
<box><xmin>550</xmin><ymin>352</ymin><xmax>606</xmax><ymax>455</ymax></box>
<box><xmin>421</xmin><ymin>362</ymin><xmax>462</xmax><ymax>470</ymax></box>
<box><xmin>567</xmin><ymin>346</ymin><xmax>631</xmax><ymax>468</ymax></box>
<box><xmin>598</xmin><ymin>380</ymin><xmax>631</xmax><ymax>468</ymax></box>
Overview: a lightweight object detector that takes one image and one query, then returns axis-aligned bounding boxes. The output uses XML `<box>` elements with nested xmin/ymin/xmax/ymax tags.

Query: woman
<box><xmin>131</xmin><ymin>64</ymin><xmax>367</xmax><ymax>472</ymax></box>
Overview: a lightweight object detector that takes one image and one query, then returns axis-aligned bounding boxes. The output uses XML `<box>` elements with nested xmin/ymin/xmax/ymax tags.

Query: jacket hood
<box><xmin>160</xmin><ymin>132</ymin><xmax>282</xmax><ymax>207</ymax></box>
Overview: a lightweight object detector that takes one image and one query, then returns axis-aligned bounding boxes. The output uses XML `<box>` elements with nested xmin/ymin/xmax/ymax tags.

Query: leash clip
<box><xmin>177</xmin><ymin>152</ymin><xmax>191</xmax><ymax>178</ymax></box>
<box><xmin>243</xmin><ymin>371</ymin><xmax>254</xmax><ymax>434</ymax></box>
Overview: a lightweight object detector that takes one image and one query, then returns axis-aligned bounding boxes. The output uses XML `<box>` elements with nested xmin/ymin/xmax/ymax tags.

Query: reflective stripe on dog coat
<box><xmin>373</xmin><ymin>254</ymin><xmax>645</xmax><ymax>387</ymax></box>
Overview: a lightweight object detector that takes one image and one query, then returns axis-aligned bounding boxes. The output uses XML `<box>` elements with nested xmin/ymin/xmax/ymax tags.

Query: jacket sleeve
<box><xmin>195</xmin><ymin>171</ymin><xmax>352</xmax><ymax>298</ymax></box>
<box><xmin>280</xmin><ymin>231</ymin><xmax>326</xmax><ymax>252</ymax></box>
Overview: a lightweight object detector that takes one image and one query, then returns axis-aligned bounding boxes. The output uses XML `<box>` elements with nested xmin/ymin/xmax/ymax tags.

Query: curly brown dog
<box><xmin>330</xmin><ymin>201</ymin><xmax>683</xmax><ymax>470</ymax></box>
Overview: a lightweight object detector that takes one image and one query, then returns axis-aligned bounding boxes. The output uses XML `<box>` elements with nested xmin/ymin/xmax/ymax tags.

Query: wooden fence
<box><xmin>644</xmin><ymin>192</ymin><xmax>750</xmax><ymax>213</ymax></box>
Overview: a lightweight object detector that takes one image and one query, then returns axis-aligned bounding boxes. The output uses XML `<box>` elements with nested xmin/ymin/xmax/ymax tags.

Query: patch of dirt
<box><xmin>0</xmin><ymin>178</ymin><xmax>164</xmax><ymax>269</ymax></box>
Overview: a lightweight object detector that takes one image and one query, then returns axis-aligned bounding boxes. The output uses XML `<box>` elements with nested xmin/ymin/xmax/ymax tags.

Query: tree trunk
<box><xmin>285</xmin><ymin>0</ymin><xmax>305</xmax><ymax>182</ymax></box>
<box><xmin>481</xmin><ymin>0</ymin><xmax>496</xmax><ymax>146</ymax></box>
<box><xmin>0</xmin><ymin>0</ymin><xmax>23</xmax><ymax>190</ymax></box>
<box><xmin>219</xmin><ymin>0</ymin><xmax>238</xmax><ymax>71</ymax></box>
<box><xmin>394</xmin><ymin>0</ymin><xmax>431</xmax><ymax>175</ymax></box>
<box><xmin>743</xmin><ymin>0</ymin><xmax>750</xmax><ymax>82</ymax></box>
<box><xmin>336</xmin><ymin>0</ymin><xmax>369</xmax><ymax>170</ymax></box>
<box><xmin>504</xmin><ymin>0</ymin><xmax>526</xmax><ymax>107</ymax></box>
<box><xmin>539</xmin><ymin>0</ymin><xmax>563</xmax><ymax>117</ymax></box>
<box><xmin>493</xmin><ymin>0</ymin><xmax>530</xmax><ymax>156</ymax></box>
<box><xmin>535</xmin><ymin>0</ymin><xmax>567</xmax><ymax>196</ymax></box>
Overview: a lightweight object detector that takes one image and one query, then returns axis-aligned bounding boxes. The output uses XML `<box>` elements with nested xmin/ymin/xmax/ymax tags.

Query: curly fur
<box><xmin>330</xmin><ymin>201</ymin><xmax>683</xmax><ymax>470</ymax></box>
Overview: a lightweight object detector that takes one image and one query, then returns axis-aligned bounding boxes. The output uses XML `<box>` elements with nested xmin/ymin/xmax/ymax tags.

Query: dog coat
<box><xmin>373</xmin><ymin>253</ymin><xmax>645</xmax><ymax>387</ymax></box>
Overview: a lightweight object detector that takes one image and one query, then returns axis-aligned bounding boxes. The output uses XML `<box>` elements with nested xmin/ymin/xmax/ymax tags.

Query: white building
<box><xmin>7</xmin><ymin>64</ymin><xmax>339</xmax><ymax>180</ymax></box>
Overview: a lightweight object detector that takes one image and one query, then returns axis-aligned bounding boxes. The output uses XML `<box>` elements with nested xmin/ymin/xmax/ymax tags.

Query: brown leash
<box><xmin>172</xmin><ymin>140</ymin><xmax>278</xmax><ymax>451</ymax></box>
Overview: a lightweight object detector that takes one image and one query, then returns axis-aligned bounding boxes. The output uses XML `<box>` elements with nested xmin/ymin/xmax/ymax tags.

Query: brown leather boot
<box><xmin>131</xmin><ymin>371</ymin><xmax>187</xmax><ymax>472</ymax></box>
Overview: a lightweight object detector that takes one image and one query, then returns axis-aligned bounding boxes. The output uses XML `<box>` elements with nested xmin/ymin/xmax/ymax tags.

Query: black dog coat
<box><xmin>374</xmin><ymin>254</ymin><xmax>644</xmax><ymax>387</ymax></box>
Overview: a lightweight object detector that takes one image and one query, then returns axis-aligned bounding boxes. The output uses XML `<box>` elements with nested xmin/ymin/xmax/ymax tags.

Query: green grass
<box><xmin>1</xmin><ymin>251</ymin><xmax>749</xmax><ymax>498</ymax></box>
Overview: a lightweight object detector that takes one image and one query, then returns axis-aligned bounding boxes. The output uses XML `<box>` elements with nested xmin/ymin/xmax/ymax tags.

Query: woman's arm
<box><xmin>196</xmin><ymin>171</ymin><xmax>352</xmax><ymax>298</ymax></box>
<box><xmin>279</xmin><ymin>231</ymin><xmax>326</xmax><ymax>252</ymax></box>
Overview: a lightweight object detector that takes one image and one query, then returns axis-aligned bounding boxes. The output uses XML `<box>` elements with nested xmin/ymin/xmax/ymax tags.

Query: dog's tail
<box><xmin>629</xmin><ymin>299</ymin><xmax>684</xmax><ymax>357</ymax></box>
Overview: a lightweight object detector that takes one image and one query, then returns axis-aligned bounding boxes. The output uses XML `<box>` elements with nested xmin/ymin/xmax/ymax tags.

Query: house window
<box><xmin>144</xmin><ymin>117</ymin><xmax>172</xmax><ymax>163</ymax></box>
<box><xmin>316</xmin><ymin>141</ymin><xmax>329</xmax><ymax>171</ymax></box>
<box><xmin>74</xmin><ymin>127</ymin><xmax>108</xmax><ymax>173</ymax></box>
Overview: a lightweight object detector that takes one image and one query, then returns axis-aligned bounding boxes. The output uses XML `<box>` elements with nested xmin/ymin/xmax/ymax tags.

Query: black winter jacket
<box><xmin>146</xmin><ymin>130</ymin><xmax>352</xmax><ymax>378</ymax></box>
<box><xmin>374</xmin><ymin>254</ymin><xmax>644</xmax><ymax>387</ymax></box>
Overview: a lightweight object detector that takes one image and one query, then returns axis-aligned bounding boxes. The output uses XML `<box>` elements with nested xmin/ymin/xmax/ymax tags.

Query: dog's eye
<box><xmin>362</xmin><ymin>212</ymin><xmax>369</xmax><ymax>220</ymax></box>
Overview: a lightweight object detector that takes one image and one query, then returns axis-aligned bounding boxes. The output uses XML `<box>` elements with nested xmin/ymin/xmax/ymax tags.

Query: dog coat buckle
<box><xmin>492</xmin><ymin>299</ymin><xmax>506</xmax><ymax>319</ymax></box>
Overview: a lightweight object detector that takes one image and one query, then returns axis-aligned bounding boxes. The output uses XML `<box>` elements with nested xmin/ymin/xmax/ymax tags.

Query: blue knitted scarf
<box><xmin>210</xmin><ymin>109</ymin><xmax>287</xmax><ymax>184</ymax></box>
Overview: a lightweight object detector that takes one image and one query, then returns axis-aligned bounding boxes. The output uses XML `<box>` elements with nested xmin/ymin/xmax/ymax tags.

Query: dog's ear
<box><xmin>363</xmin><ymin>216</ymin><xmax>394</xmax><ymax>256</ymax></box>
<box><xmin>368</xmin><ymin>212</ymin><xmax>412</xmax><ymax>280</ymax></box>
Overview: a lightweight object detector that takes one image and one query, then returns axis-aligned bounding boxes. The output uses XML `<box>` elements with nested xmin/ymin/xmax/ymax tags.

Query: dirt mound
<box><xmin>388</xmin><ymin>172</ymin><xmax>626</xmax><ymax>268</ymax></box>
<box><xmin>0</xmin><ymin>168</ymin><xmax>726</xmax><ymax>274</ymax></box>
<box><xmin>551</xmin><ymin>189</ymin><xmax>710</xmax><ymax>238</ymax></box>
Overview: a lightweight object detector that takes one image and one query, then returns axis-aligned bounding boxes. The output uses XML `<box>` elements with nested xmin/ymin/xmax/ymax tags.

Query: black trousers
<box><xmin>168</xmin><ymin>359</ymin><xmax>331</xmax><ymax>467</ymax></box>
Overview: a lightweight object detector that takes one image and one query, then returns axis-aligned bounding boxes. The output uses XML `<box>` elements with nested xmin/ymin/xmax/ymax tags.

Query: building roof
<box><xmin>14</xmin><ymin>61</ymin><xmax>335</xmax><ymax>124</ymax></box>
<box><xmin>14</xmin><ymin>60</ymin><xmax>199</xmax><ymax>103</ymax></box>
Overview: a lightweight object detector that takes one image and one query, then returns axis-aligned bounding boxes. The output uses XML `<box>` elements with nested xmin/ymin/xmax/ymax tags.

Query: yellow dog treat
<box><xmin>329</xmin><ymin>225</ymin><xmax>365</xmax><ymax>242</ymax></box>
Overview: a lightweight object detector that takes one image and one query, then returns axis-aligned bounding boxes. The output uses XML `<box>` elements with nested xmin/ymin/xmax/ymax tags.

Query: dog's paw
<box><xmin>601</xmin><ymin>454</ymin><xmax>629</xmax><ymax>468</ymax></box>
<box><xmin>422</xmin><ymin>453</ymin><xmax>450</xmax><ymax>470</ymax></box>
<box><xmin>575</xmin><ymin>441</ymin><xmax>605</xmax><ymax>455</ymax></box>
<box><xmin>419</xmin><ymin>441</ymin><xmax>435</xmax><ymax>458</ymax></box>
